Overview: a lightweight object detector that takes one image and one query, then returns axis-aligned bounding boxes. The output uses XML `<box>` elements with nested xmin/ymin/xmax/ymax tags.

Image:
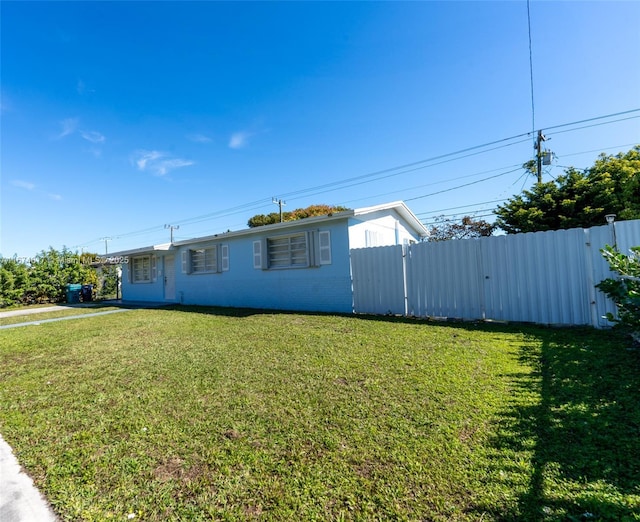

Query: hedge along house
<box><xmin>113</xmin><ymin>201</ymin><xmax>428</xmax><ymax>313</ymax></box>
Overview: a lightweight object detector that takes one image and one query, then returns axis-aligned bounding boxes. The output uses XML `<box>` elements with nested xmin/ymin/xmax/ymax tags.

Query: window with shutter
<box><xmin>191</xmin><ymin>247</ymin><xmax>217</xmax><ymax>273</ymax></box>
<box><xmin>268</xmin><ymin>233</ymin><xmax>308</xmax><ymax>268</ymax></box>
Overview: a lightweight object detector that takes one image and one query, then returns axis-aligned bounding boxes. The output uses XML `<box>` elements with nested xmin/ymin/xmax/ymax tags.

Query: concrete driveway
<box><xmin>0</xmin><ymin>435</ymin><xmax>58</xmax><ymax>522</ymax></box>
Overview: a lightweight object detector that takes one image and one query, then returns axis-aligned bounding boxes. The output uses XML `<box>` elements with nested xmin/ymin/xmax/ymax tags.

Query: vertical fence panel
<box><xmin>485</xmin><ymin>229</ymin><xmax>592</xmax><ymax>325</ymax></box>
<box><xmin>351</xmin><ymin>220</ymin><xmax>640</xmax><ymax>326</ymax></box>
<box><xmin>351</xmin><ymin>245</ymin><xmax>405</xmax><ymax>315</ymax></box>
<box><xmin>406</xmin><ymin>240</ymin><xmax>483</xmax><ymax>320</ymax></box>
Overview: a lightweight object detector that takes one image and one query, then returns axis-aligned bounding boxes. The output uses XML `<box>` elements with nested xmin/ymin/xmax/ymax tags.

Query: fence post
<box><xmin>476</xmin><ymin>239</ymin><xmax>487</xmax><ymax>321</ymax></box>
<box><xmin>402</xmin><ymin>244</ymin><xmax>409</xmax><ymax>317</ymax></box>
<box><xmin>583</xmin><ymin>229</ymin><xmax>600</xmax><ymax>328</ymax></box>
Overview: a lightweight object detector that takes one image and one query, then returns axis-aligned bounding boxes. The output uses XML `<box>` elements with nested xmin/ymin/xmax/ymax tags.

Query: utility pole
<box><xmin>272</xmin><ymin>197</ymin><xmax>286</xmax><ymax>223</ymax></box>
<box><xmin>165</xmin><ymin>224</ymin><xmax>180</xmax><ymax>243</ymax></box>
<box><xmin>100</xmin><ymin>237</ymin><xmax>112</xmax><ymax>255</ymax></box>
<box><xmin>535</xmin><ymin>130</ymin><xmax>546</xmax><ymax>184</ymax></box>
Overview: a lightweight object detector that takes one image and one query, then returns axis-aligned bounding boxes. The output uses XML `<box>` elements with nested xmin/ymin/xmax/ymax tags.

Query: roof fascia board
<box><xmin>173</xmin><ymin>211</ymin><xmax>353</xmax><ymax>247</ymax></box>
<box><xmin>108</xmin><ymin>243</ymin><xmax>174</xmax><ymax>257</ymax></box>
<box><xmin>354</xmin><ymin>201</ymin><xmax>428</xmax><ymax>238</ymax></box>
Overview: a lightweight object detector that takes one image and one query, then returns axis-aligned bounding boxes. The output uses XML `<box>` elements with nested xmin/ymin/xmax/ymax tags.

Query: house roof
<box><xmin>107</xmin><ymin>243</ymin><xmax>176</xmax><ymax>257</ymax></box>
<box><xmin>109</xmin><ymin>201</ymin><xmax>428</xmax><ymax>256</ymax></box>
<box><xmin>352</xmin><ymin>201</ymin><xmax>428</xmax><ymax>237</ymax></box>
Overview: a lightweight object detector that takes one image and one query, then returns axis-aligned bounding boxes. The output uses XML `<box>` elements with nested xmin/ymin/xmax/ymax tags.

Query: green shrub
<box><xmin>596</xmin><ymin>245</ymin><xmax>640</xmax><ymax>338</ymax></box>
<box><xmin>0</xmin><ymin>248</ymin><xmax>99</xmax><ymax>307</ymax></box>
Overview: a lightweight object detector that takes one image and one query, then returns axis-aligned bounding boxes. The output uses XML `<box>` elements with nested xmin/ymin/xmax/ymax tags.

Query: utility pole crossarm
<box><xmin>272</xmin><ymin>197</ymin><xmax>286</xmax><ymax>223</ymax></box>
<box><xmin>164</xmin><ymin>224</ymin><xmax>180</xmax><ymax>243</ymax></box>
<box><xmin>100</xmin><ymin>237</ymin><xmax>112</xmax><ymax>255</ymax></box>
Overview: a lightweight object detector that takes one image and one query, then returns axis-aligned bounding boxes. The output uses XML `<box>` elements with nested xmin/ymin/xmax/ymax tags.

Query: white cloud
<box><xmin>187</xmin><ymin>133</ymin><xmax>213</xmax><ymax>143</ymax></box>
<box><xmin>57</xmin><ymin>117</ymin><xmax>79</xmax><ymax>139</ymax></box>
<box><xmin>229</xmin><ymin>131</ymin><xmax>253</xmax><ymax>150</ymax></box>
<box><xmin>11</xmin><ymin>180</ymin><xmax>63</xmax><ymax>200</ymax></box>
<box><xmin>135</xmin><ymin>150</ymin><xmax>164</xmax><ymax>170</ymax></box>
<box><xmin>155</xmin><ymin>159</ymin><xmax>194</xmax><ymax>176</ymax></box>
<box><xmin>81</xmin><ymin>130</ymin><xmax>106</xmax><ymax>144</ymax></box>
<box><xmin>133</xmin><ymin>150</ymin><xmax>194</xmax><ymax>177</ymax></box>
<box><xmin>12</xmin><ymin>180</ymin><xmax>36</xmax><ymax>190</ymax></box>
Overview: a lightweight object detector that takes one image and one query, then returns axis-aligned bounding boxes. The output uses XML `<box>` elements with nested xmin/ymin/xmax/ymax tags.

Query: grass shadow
<box><xmin>144</xmin><ymin>307</ymin><xmax>640</xmax><ymax>518</ymax></box>
<box><xmin>475</xmin><ymin>327</ymin><xmax>640</xmax><ymax>520</ymax></box>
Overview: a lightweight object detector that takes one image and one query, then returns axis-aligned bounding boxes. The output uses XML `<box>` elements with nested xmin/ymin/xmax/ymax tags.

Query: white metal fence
<box><xmin>351</xmin><ymin>220</ymin><xmax>640</xmax><ymax>327</ymax></box>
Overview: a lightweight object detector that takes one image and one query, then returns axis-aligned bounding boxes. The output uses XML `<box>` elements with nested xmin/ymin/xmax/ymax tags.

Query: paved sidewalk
<box><xmin>0</xmin><ymin>434</ymin><xmax>57</xmax><ymax>522</ymax></box>
<box><xmin>0</xmin><ymin>301</ymin><xmax>172</xmax><ymax>329</ymax></box>
<box><xmin>0</xmin><ymin>300</ymin><xmax>170</xmax><ymax>321</ymax></box>
<box><xmin>0</xmin><ymin>303</ymin><xmax>99</xmax><ymax>319</ymax></box>
<box><xmin>0</xmin><ymin>309</ymin><xmax>132</xmax><ymax>330</ymax></box>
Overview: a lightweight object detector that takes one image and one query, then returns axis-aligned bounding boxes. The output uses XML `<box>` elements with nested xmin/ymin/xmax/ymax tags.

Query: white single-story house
<box><xmin>111</xmin><ymin>201</ymin><xmax>428</xmax><ymax>313</ymax></box>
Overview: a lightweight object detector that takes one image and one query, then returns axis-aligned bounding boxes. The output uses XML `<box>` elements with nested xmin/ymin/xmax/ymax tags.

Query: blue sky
<box><xmin>2</xmin><ymin>1</ymin><xmax>639</xmax><ymax>258</ymax></box>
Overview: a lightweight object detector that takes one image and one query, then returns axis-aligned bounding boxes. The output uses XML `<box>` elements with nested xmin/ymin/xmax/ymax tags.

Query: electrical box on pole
<box><xmin>534</xmin><ymin>130</ymin><xmax>553</xmax><ymax>183</ymax></box>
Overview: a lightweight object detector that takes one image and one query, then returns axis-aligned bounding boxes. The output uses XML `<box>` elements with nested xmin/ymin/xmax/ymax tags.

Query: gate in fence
<box><xmin>350</xmin><ymin>220</ymin><xmax>640</xmax><ymax>327</ymax></box>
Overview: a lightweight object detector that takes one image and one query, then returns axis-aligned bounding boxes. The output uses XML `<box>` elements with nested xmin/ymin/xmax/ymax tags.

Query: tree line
<box><xmin>0</xmin><ymin>248</ymin><xmax>117</xmax><ymax>308</ymax></box>
<box><xmin>3</xmin><ymin>146</ymin><xmax>637</xmax><ymax>311</ymax></box>
<box><xmin>427</xmin><ymin>145</ymin><xmax>640</xmax><ymax>240</ymax></box>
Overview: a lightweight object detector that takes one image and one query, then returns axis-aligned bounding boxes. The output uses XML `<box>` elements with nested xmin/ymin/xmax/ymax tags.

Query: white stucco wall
<box><xmin>347</xmin><ymin>210</ymin><xmax>422</xmax><ymax>249</ymax></box>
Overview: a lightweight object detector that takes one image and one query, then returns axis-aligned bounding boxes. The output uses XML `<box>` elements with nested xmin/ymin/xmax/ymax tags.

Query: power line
<box><xmin>283</xmin><ymin>140</ymin><xmax>530</xmax><ymax>207</ymax></box>
<box><xmin>560</xmin><ymin>142</ymin><xmax>638</xmax><ymax>159</ymax></box>
<box><xmin>168</xmin><ymin>111</ymin><xmax>637</xmax><ymax>222</ymax></box>
<box><xmin>276</xmin><ymin>135</ymin><xmax>532</xmax><ymax>201</ymax></box>
<box><xmin>416</xmin><ymin>199</ymin><xmax>507</xmax><ymax>217</ymax></box>
<box><xmin>544</xmin><ymin>109</ymin><xmax>640</xmax><ymax>133</ymax></box>
<box><xmin>421</xmin><ymin>212</ymin><xmax>497</xmax><ymax>227</ymax></box>
<box><xmin>546</xmin><ymin>115</ymin><xmax>640</xmax><ymax>138</ymax></box>
<box><xmin>341</xmin><ymin>164</ymin><xmax>521</xmax><ymax>207</ymax></box>
<box><xmin>405</xmin><ymin>168</ymin><xmax>522</xmax><ymax>203</ymax></box>
<box><xmin>71</xmin><ymin>110</ymin><xmax>639</xmax><ymax>250</ymax></box>
<box><xmin>422</xmin><ymin>210</ymin><xmax>498</xmax><ymax>223</ymax></box>
<box><xmin>339</xmin><ymin>139</ymin><xmax>637</xmax><ymax>213</ymax></box>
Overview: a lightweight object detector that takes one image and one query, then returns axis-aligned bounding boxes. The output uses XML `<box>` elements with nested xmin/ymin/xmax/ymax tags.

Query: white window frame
<box><xmin>267</xmin><ymin>232</ymin><xmax>309</xmax><ymax>269</ymax></box>
<box><xmin>182</xmin><ymin>244</ymin><xmax>228</xmax><ymax>275</ymax></box>
<box><xmin>191</xmin><ymin>247</ymin><xmax>217</xmax><ymax>274</ymax></box>
<box><xmin>131</xmin><ymin>255</ymin><xmax>156</xmax><ymax>283</ymax></box>
<box><xmin>254</xmin><ymin>230</ymin><xmax>331</xmax><ymax>270</ymax></box>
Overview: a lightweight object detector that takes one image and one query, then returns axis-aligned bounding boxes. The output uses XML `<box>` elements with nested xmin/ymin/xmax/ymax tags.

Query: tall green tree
<box><xmin>427</xmin><ymin>216</ymin><xmax>495</xmax><ymax>242</ymax></box>
<box><xmin>495</xmin><ymin>145</ymin><xmax>640</xmax><ymax>233</ymax></box>
<box><xmin>248</xmin><ymin>204</ymin><xmax>349</xmax><ymax>228</ymax></box>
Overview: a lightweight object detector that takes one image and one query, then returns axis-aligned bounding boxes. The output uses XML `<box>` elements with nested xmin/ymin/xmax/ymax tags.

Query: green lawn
<box><xmin>0</xmin><ymin>307</ymin><xmax>638</xmax><ymax>521</ymax></box>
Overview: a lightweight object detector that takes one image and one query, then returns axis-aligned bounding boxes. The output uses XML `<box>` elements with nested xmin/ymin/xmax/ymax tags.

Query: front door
<box><xmin>164</xmin><ymin>256</ymin><xmax>176</xmax><ymax>301</ymax></box>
